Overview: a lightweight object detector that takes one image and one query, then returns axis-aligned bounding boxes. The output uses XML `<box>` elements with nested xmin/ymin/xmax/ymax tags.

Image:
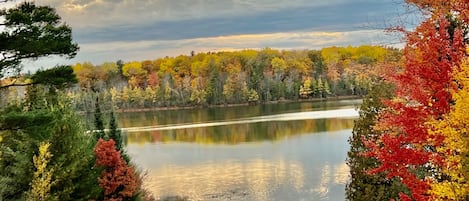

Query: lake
<box><xmin>119</xmin><ymin>99</ymin><xmax>360</xmax><ymax>201</ymax></box>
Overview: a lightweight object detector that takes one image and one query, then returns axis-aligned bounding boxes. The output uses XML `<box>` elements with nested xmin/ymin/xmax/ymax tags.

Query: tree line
<box><xmin>66</xmin><ymin>46</ymin><xmax>401</xmax><ymax>111</ymax></box>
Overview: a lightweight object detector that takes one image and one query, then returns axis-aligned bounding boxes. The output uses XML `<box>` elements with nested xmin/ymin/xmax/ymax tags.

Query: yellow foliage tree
<box><xmin>429</xmin><ymin>60</ymin><xmax>469</xmax><ymax>200</ymax></box>
<box><xmin>122</xmin><ymin>61</ymin><xmax>146</xmax><ymax>87</ymax></box>
<box><xmin>27</xmin><ymin>142</ymin><xmax>55</xmax><ymax>201</ymax></box>
<box><xmin>299</xmin><ymin>77</ymin><xmax>313</xmax><ymax>98</ymax></box>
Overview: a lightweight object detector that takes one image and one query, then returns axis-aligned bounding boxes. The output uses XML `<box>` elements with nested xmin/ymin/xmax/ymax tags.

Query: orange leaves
<box><xmin>406</xmin><ymin>0</ymin><xmax>469</xmax><ymax>23</ymax></box>
<box><xmin>364</xmin><ymin>16</ymin><xmax>467</xmax><ymax>201</ymax></box>
<box><xmin>94</xmin><ymin>139</ymin><xmax>140</xmax><ymax>201</ymax></box>
<box><xmin>123</xmin><ymin>61</ymin><xmax>147</xmax><ymax>88</ymax></box>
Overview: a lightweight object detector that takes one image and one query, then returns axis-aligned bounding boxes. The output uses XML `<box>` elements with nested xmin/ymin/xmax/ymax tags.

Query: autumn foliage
<box><xmin>362</xmin><ymin>1</ymin><xmax>468</xmax><ymax>201</ymax></box>
<box><xmin>428</xmin><ymin>60</ymin><xmax>469</xmax><ymax>200</ymax></box>
<box><xmin>68</xmin><ymin>46</ymin><xmax>400</xmax><ymax>111</ymax></box>
<box><xmin>94</xmin><ymin>139</ymin><xmax>140</xmax><ymax>201</ymax></box>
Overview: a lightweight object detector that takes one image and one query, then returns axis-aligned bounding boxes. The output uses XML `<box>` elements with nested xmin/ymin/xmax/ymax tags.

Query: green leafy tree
<box><xmin>0</xmin><ymin>2</ymin><xmax>79</xmax><ymax>78</ymax></box>
<box><xmin>107</xmin><ymin>109</ymin><xmax>130</xmax><ymax>163</ymax></box>
<box><xmin>31</xmin><ymin>66</ymin><xmax>78</xmax><ymax>89</ymax></box>
<box><xmin>45</xmin><ymin>97</ymin><xmax>101</xmax><ymax>201</ymax></box>
<box><xmin>346</xmin><ymin>81</ymin><xmax>408</xmax><ymax>200</ymax></box>
<box><xmin>1</xmin><ymin>71</ymin><xmax>101</xmax><ymax>201</ymax></box>
<box><xmin>206</xmin><ymin>63</ymin><xmax>221</xmax><ymax>105</ymax></box>
<box><xmin>0</xmin><ymin>97</ymin><xmax>102</xmax><ymax>201</ymax></box>
<box><xmin>108</xmin><ymin>110</ymin><xmax>122</xmax><ymax>150</ymax></box>
<box><xmin>94</xmin><ymin>97</ymin><xmax>106</xmax><ymax>140</ymax></box>
<box><xmin>0</xmin><ymin>118</ymin><xmax>38</xmax><ymax>200</ymax></box>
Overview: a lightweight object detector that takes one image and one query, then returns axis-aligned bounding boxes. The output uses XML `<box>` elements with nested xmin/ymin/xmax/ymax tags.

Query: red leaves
<box><xmin>364</xmin><ymin>16</ymin><xmax>466</xmax><ymax>201</ymax></box>
<box><xmin>94</xmin><ymin>138</ymin><xmax>140</xmax><ymax>201</ymax></box>
<box><xmin>405</xmin><ymin>0</ymin><xmax>469</xmax><ymax>23</ymax></box>
<box><xmin>95</xmin><ymin>139</ymin><xmax>122</xmax><ymax>167</ymax></box>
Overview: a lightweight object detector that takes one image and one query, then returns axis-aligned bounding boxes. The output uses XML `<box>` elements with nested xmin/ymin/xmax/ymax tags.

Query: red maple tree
<box><xmin>406</xmin><ymin>0</ymin><xmax>469</xmax><ymax>23</ymax></box>
<box><xmin>94</xmin><ymin>138</ymin><xmax>141</xmax><ymax>201</ymax></box>
<box><xmin>364</xmin><ymin>16</ymin><xmax>466</xmax><ymax>201</ymax></box>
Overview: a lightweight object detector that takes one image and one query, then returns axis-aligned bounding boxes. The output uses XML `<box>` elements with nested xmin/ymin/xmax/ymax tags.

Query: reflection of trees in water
<box><xmin>311</xmin><ymin>162</ymin><xmax>349</xmax><ymax>198</ymax></box>
<box><xmin>143</xmin><ymin>159</ymin><xmax>305</xmax><ymax>201</ymax></box>
<box><xmin>126</xmin><ymin>118</ymin><xmax>354</xmax><ymax>145</ymax></box>
<box><xmin>143</xmin><ymin>160</ymin><xmax>349</xmax><ymax>200</ymax></box>
<box><xmin>116</xmin><ymin>100</ymin><xmax>360</xmax><ymax>130</ymax></box>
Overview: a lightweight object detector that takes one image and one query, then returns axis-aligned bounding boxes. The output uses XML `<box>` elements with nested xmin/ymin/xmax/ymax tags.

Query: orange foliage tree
<box><xmin>364</xmin><ymin>8</ymin><xmax>466</xmax><ymax>201</ymax></box>
<box><xmin>94</xmin><ymin>139</ymin><xmax>141</xmax><ymax>201</ymax></box>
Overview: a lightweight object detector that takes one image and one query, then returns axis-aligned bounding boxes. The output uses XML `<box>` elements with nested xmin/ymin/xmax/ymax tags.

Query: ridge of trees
<box><xmin>65</xmin><ymin>46</ymin><xmax>402</xmax><ymax>111</ymax></box>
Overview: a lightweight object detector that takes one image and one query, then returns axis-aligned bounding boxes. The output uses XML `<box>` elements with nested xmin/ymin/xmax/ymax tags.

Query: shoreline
<box><xmin>114</xmin><ymin>95</ymin><xmax>362</xmax><ymax>113</ymax></box>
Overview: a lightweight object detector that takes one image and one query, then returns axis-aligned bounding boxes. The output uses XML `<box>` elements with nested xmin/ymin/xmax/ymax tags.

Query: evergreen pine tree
<box><xmin>346</xmin><ymin>81</ymin><xmax>408</xmax><ymax>200</ymax></box>
<box><xmin>94</xmin><ymin>96</ymin><xmax>106</xmax><ymax>140</ymax></box>
<box><xmin>108</xmin><ymin>110</ymin><xmax>122</xmax><ymax>151</ymax></box>
<box><xmin>107</xmin><ymin>109</ymin><xmax>130</xmax><ymax>163</ymax></box>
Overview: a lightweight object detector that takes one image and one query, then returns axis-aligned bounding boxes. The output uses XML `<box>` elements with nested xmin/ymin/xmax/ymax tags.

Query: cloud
<box><xmin>41</xmin><ymin>0</ymin><xmax>356</xmax><ymax>24</ymax></box>
<box><xmin>23</xmin><ymin>29</ymin><xmax>400</xmax><ymax>71</ymax></box>
<box><xmin>17</xmin><ymin>0</ymin><xmax>406</xmax><ymax>71</ymax></box>
<box><xmin>33</xmin><ymin>0</ymin><xmax>404</xmax><ymax>43</ymax></box>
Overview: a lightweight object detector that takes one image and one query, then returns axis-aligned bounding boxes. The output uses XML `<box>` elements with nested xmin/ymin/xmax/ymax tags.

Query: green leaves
<box><xmin>31</xmin><ymin>65</ymin><xmax>78</xmax><ymax>89</ymax></box>
<box><xmin>346</xmin><ymin>81</ymin><xmax>408</xmax><ymax>201</ymax></box>
<box><xmin>0</xmin><ymin>2</ymin><xmax>78</xmax><ymax>77</ymax></box>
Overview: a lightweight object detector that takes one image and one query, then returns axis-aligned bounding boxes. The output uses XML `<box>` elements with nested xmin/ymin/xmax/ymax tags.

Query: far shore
<box><xmin>113</xmin><ymin>95</ymin><xmax>362</xmax><ymax>113</ymax></box>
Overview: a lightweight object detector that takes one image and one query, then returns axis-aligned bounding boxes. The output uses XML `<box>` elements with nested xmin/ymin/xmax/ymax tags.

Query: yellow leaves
<box><xmin>431</xmin><ymin>182</ymin><xmax>469</xmax><ymax>201</ymax></box>
<box><xmin>123</xmin><ymin>61</ymin><xmax>147</xmax><ymax>88</ymax></box>
<box><xmin>144</xmin><ymin>86</ymin><xmax>158</xmax><ymax>104</ymax></box>
<box><xmin>27</xmin><ymin>141</ymin><xmax>55</xmax><ymax>201</ymax></box>
<box><xmin>322</xmin><ymin>45</ymin><xmax>387</xmax><ymax>66</ymax></box>
<box><xmin>101</xmin><ymin>62</ymin><xmax>119</xmax><ymax>74</ymax></box>
<box><xmin>159</xmin><ymin>58</ymin><xmax>174</xmax><ymax>74</ymax></box>
<box><xmin>428</xmin><ymin>59</ymin><xmax>469</xmax><ymax>200</ymax></box>
<box><xmin>109</xmin><ymin>87</ymin><xmax>121</xmax><ymax>104</ymax></box>
<box><xmin>225</xmin><ymin>62</ymin><xmax>242</xmax><ymax>74</ymax></box>
<box><xmin>122</xmin><ymin>61</ymin><xmax>145</xmax><ymax>77</ymax></box>
<box><xmin>271</xmin><ymin>57</ymin><xmax>287</xmax><ymax>72</ymax></box>
<box><xmin>71</xmin><ymin>62</ymin><xmax>82</xmax><ymax>72</ymax></box>
<box><xmin>190</xmin><ymin>89</ymin><xmax>206</xmax><ymax>104</ymax></box>
<box><xmin>190</xmin><ymin>61</ymin><xmax>204</xmax><ymax>77</ymax></box>
<box><xmin>299</xmin><ymin>77</ymin><xmax>313</xmax><ymax>98</ymax></box>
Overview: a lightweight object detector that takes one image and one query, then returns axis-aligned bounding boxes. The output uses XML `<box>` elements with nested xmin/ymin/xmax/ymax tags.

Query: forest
<box><xmin>72</xmin><ymin>46</ymin><xmax>399</xmax><ymax>111</ymax></box>
<box><xmin>1</xmin><ymin>0</ymin><xmax>469</xmax><ymax>200</ymax></box>
<box><xmin>2</xmin><ymin>45</ymin><xmax>401</xmax><ymax>112</ymax></box>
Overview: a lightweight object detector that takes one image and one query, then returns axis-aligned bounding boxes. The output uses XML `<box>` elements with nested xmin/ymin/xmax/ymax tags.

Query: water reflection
<box><xmin>142</xmin><ymin>159</ymin><xmax>305</xmax><ymax>201</ymax></box>
<box><xmin>123</xmin><ymin>101</ymin><xmax>358</xmax><ymax>201</ymax></box>
<box><xmin>123</xmin><ymin>108</ymin><xmax>357</xmax><ymax>132</ymax></box>
<box><xmin>118</xmin><ymin>100</ymin><xmax>361</xmax><ymax>129</ymax></box>
<box><xmin>127</xmin><ymin>129</ymin><xmax>352</xmax><ymax>201</ymax></box>
<box><xmin>126</xmin><ymin>117</ymin><xmax>354</xmax><ymax>145</ymax></box>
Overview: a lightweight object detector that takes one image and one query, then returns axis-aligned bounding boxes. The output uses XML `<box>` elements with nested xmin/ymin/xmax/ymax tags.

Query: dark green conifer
<box><xmin>346</xmin><ymin>81</ymin><xmax>408</xmax><ymax>200</ymax></box>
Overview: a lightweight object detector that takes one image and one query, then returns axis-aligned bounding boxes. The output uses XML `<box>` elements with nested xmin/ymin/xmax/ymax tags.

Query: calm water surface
<box><xmin>120</xmin><ymin>100</ymin><xmax>360</xmax><ymax>201</ymax></box>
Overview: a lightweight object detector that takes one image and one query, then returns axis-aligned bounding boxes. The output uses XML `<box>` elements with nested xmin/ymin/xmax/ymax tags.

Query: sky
<box><xmin>5</xmin><ymin>0</ymin><xmax>415</xmax><ymax>70</ymax></box>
